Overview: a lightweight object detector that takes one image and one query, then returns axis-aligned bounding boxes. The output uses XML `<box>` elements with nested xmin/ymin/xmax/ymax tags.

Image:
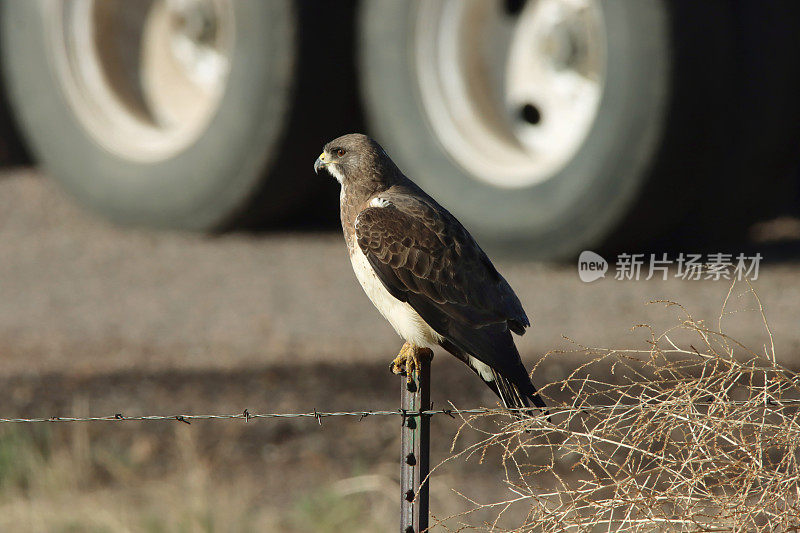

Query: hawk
<box><xmin>314</xmin><ymin>134</ymin><xmax>547</xmax><ymax>414</ymax></box>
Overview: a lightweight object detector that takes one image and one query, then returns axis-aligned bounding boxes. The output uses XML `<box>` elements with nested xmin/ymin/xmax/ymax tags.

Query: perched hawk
<box><xmin>314</xmin><ymin>134</ymin><xmax>547</xmax><ymax>414</ymax></box>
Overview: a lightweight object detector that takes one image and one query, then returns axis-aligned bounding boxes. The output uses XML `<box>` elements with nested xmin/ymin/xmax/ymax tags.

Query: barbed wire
<box><xmin>1</xmin><ymin>397</ymin><xmax>799</xmax><ymax>425</ymax></box>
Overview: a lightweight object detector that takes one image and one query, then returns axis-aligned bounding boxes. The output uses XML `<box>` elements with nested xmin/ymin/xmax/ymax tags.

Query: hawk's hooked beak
<box><xmin>313</xmin><ymin>152</ymin><xmax>327</xmax><ymax>174</ymax></box>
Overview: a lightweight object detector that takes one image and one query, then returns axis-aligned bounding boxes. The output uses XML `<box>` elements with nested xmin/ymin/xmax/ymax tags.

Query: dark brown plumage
<box><xmin>315</xmin><ymin>133</ymin><xmax>547</xmax><ymax>414</ymax></box>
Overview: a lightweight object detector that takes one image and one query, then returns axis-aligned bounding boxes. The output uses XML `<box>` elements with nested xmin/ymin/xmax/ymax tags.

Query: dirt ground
<box><xmin>1</xmin><ymin>169</ymin><xmax>800</xmax><ymax>531</ymax></box>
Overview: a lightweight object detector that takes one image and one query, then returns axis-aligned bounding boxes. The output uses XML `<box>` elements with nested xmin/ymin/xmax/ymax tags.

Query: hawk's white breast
<box><xmin>349</xmin><ymin>245</ymin><xmax>442</xmax><ymax>348</ymax></box>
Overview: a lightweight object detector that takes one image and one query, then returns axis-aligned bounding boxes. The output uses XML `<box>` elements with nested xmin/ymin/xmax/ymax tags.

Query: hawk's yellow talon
<box><xmin>389</xmin><ymin>342</ymin><xmax>432</xmax><ymax>383</ymax></box>
<box><xmin>405</xmin><ymin>355</ymin><xmax>416</xmax><ymax>383</ymax></box>
<box><xmin>390</xmin><ymin>343</ymin><xmax>411</xmax><ymax>376</ymax></box>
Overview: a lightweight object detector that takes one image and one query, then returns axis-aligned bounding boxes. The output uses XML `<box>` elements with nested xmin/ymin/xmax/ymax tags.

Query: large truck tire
<box><xmin>359</xmin><ymin>0</ymin><xmax>800</xmax><ymax>259</ymax></box>
<box><xmin>1</xmin><ymin>0</ymin><xmax>304</xmax><ymax>230</ymax></box>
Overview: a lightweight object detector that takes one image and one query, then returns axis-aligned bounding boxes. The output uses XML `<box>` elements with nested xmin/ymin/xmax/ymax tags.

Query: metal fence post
<box><xmin>400</xmin><ymin>349</ymin><xmax>432</xmax><ymax>533</ymax></box>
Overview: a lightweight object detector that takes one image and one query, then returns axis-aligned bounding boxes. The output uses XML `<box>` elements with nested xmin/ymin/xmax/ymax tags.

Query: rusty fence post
<box><xmin>400</xmin><ymin>350</ymin><xmax>432</xmax><ymax>533</ymax></box>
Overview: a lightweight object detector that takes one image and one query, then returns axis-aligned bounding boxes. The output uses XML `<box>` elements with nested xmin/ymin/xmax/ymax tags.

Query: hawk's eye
<box><xmin>336</xmin><ymin>148</ymin><xmax>346</xmax><ymax>157</ymax></box>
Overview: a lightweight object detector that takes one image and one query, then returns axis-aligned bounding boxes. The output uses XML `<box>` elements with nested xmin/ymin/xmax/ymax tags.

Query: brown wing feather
<box><xmin>354</xmin><ymin>193</ymin><xmax>529</xmax><ymax>333</ymax></box>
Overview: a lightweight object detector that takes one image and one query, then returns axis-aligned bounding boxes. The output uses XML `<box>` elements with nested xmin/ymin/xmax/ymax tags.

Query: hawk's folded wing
<box><xmin>354</xmin><ymin>197</ymin><xmax>529</xmax><ymax>337</ymax></box>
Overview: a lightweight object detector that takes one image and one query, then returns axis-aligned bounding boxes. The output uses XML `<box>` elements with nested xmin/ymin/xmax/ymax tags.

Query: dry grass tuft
<box><xmin>435</xmin><ymin>281</ymin><xmax>800</xmax><ymax>532</ymax></box>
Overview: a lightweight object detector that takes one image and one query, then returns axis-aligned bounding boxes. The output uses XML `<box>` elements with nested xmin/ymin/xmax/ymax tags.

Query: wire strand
<box><xmin>1</xmin><ymin>398</ymin><xmax>798</xmax><ymax>424</ymax></box>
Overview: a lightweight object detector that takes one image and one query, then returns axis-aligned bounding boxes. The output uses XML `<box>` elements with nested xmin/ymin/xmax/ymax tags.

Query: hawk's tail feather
<box><xmin>490</xmin><ymin>369</ymin><xmax>550</xmax><ymax>420</ymax></box>
<box><xmin>436</xmin><ymin>337</ymin><xmax>549</xmax><ymax>420</ymax></box>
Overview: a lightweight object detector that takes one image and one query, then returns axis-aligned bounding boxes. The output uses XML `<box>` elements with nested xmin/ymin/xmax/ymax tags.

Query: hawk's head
<box><xmin>314</xmin><ymin>133</ymin><xmax>398</xmax><ymax>186</ymax></box>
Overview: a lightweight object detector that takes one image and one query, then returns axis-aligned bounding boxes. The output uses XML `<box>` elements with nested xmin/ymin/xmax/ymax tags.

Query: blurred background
<box><xmin>0</xmin><ymin>0</ymin><xmax>799</xmax><ymax>530</ymax></box>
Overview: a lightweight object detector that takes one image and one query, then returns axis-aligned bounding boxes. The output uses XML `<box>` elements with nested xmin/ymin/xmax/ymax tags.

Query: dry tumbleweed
<box><xmin>436</xmin><ymin>282</ymin><xmax>800</xmax><ymax>532</ymax></box>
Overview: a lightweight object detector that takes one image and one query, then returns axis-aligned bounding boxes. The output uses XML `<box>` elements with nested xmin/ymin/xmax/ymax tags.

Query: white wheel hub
<box><xmin>42</xmin><ymin>0</ymin><xmax>235</xmax><ymax>162</ymax></box>
<box><xmin>415</xmin><ymin>0</ymin><xmax>606</xmax><ymax>188</ymax></box>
